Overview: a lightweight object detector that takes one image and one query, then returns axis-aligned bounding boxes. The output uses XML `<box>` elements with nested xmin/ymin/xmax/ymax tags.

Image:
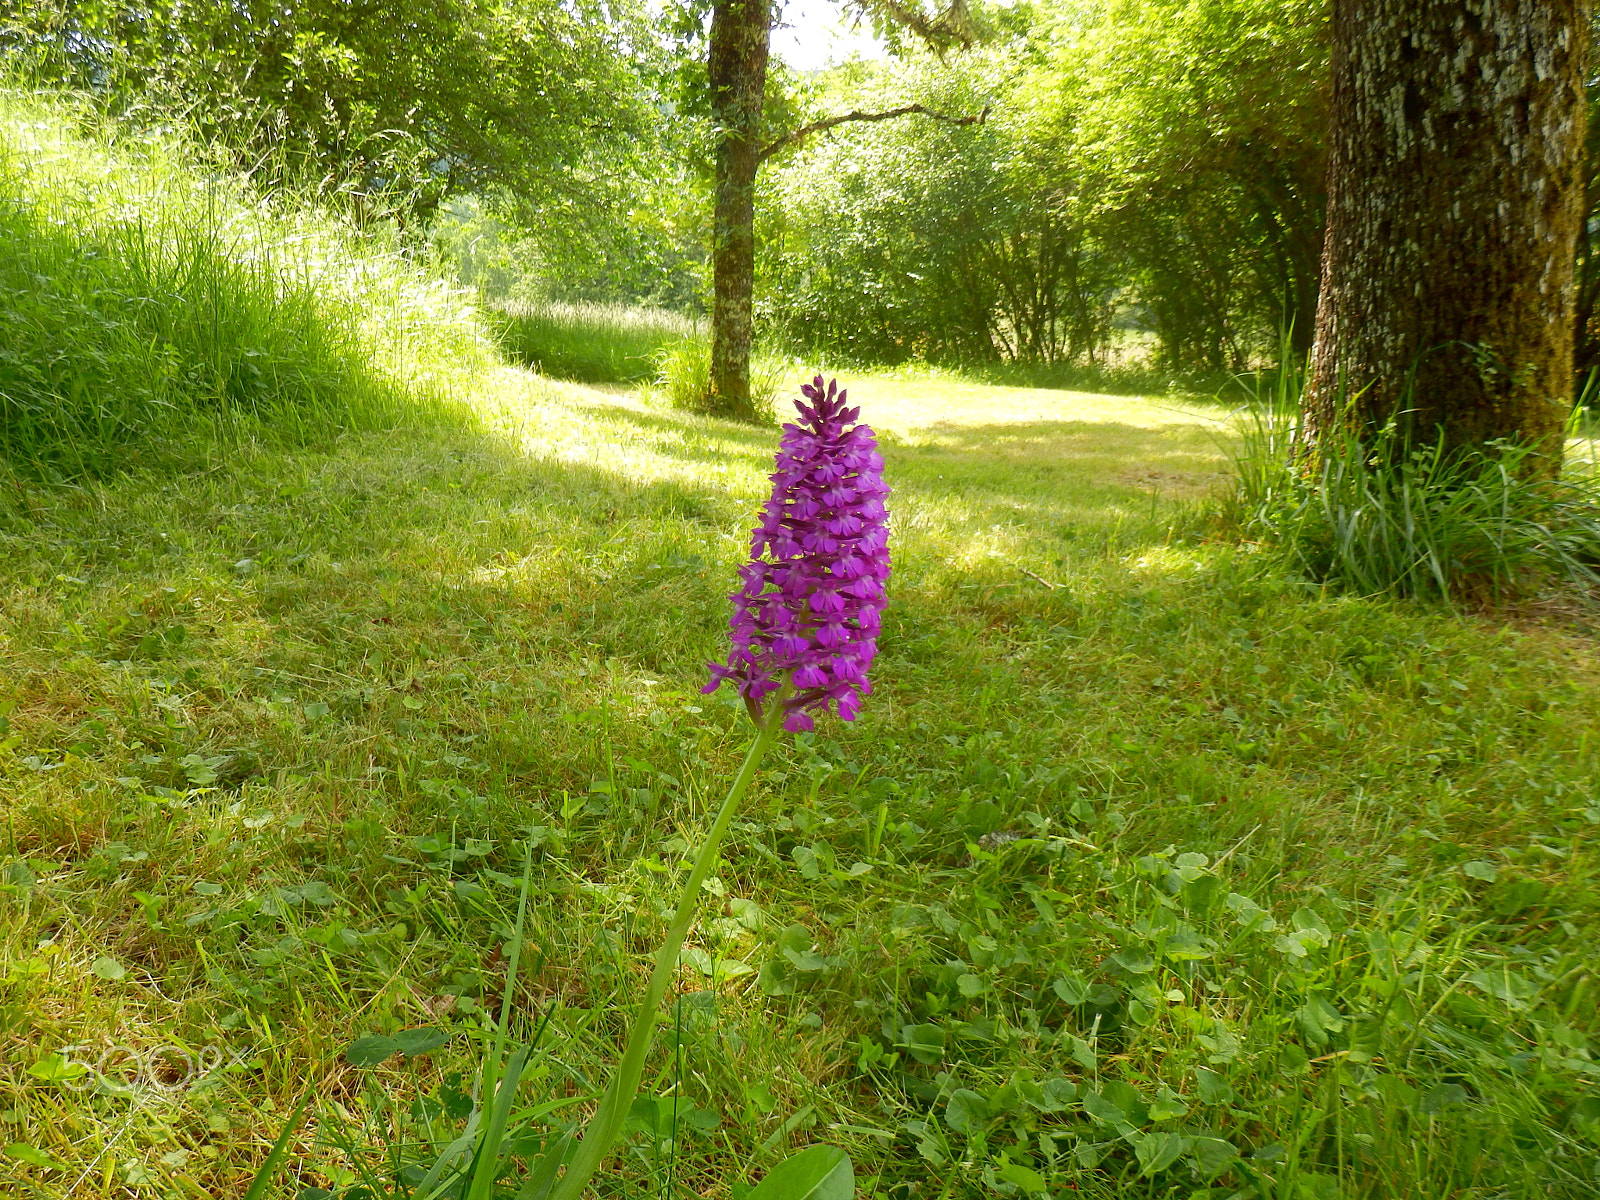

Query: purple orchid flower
<box><xmin>703</xmin><ymin>376</ymin><xmax>891</xmax><ymax>732</ymax></box>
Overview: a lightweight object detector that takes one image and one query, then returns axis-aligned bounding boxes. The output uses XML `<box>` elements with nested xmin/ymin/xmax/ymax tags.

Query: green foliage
<box><xmin>1223</xmin><ymin>370</ymin><xmax>1600</xmax><ymax>604</ymax></box>
<box><xmin>1059</xmin><ymin>0</ymin><xmax>1328</xmax><ymax>369</ymax></box>
<box><xmin>761</xmin><ymin>51</ymin><xmax>1117</xmax><ymax>369</ymax></box>
<box><xmin>0</xmin><ymin>89</ymin><xmax>486</xmax><ymax>480</ymax></box>
<box><xmin>431</xmin><ymin>182</ymin><xmax>709</xmax><ymax>311</ymax></box>
<box><xmin>1</xmin><ymin>0</ymin><xmax>657</xmax><ymax>229</ymax></box>
<box><xmin>762</xmin><ymin>0</ymin><xmax>1326</xmax><ymax>376</ymax></box>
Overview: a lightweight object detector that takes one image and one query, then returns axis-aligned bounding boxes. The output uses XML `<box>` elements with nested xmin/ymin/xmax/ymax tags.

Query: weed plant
<box><xmin>1223</xmin><ymin>369</ymin><xmax>1600</xmax><ymax>605</ymax></box>
<box><xmin>0</xmin><ymin>88</ymin><xmax>489</xmax><ymax>482</ymax></box>
<box><xmin>493</xmin><ymin>302</ymin><xmax>693</xmax><ymax>386</ymax></box>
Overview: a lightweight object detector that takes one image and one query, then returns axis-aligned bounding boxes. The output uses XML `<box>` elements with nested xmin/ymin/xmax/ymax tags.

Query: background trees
<box><xmin>9</xmin><ymin>0</ymin><xmax>1598</xmax><ymax>410</ymax></box>
<box><xmin>759</xmin><ymin>52</ymin><xmax>1118</xmax><ymax>367</ymax></box>
<box><xmin>758</xmin><ymin>0</ymin><xmax>1329</xmax><ymax>378</ymax></box>
<box><xmin>2</xmin><ymin>0</ymin><xmax>659</xmax><ymax>251</ymax></box>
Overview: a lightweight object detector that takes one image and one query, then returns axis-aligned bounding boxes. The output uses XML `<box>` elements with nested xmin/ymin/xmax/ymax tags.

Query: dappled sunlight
<box><xmin>471</xmin><ymin>369</ymin><xmax>777</xmax><ymax>503</ymax></box>
<box><xmin>834</xmin><ymin>374</ymin><xmax>1230</xmax><ymax>438</ymax></box>
<box><xmin>465</xmin><ymin>367</ymin><xmax>1224</xmax><ymax>574</ymax></box>
<box><xmin>1123</xmin><ymin>543</ymin><xmax>1223</xmax><ymax>580</ymax></box>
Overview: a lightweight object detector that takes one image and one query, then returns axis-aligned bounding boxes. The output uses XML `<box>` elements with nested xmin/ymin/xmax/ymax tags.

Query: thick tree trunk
<box><xmin>705</xmin><ymin>0</ymin><xmax>770</xmax><ymax>422</ymax></box>
<box><xmin>1305</xmin><ymin>0</ymin><xmax>1590</xmax><ymax>475</ymax></box>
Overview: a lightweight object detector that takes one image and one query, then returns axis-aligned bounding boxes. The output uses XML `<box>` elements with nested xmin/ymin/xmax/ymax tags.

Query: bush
<box><xmin>1225</xmin><ymin>372</ymin><xmax>1600</xmax><ymax>605</ymax></box>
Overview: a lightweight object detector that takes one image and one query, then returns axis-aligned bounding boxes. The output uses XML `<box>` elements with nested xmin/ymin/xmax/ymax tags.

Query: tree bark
<box><xmin>1305</xmin><ymin>0</ymin><xmax>1590</xmax><ymax>474</ymax></box>
<box><xmin>705</xmin><ymin>0</ymin><xmax>771</xmax><ymax>422</ymax></box>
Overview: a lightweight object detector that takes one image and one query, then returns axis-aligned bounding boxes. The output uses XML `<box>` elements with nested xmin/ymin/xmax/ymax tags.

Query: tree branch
<box><xmin>758</xmin><ymin>103</ymin><xmax>988</xmax><ymax>164</ymax></box>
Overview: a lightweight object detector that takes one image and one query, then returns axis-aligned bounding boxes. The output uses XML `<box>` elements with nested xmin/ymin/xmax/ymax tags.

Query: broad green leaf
<box><xmin>1052</xmin><ymin>973</ymin><xmax>1091</xmax><ymax>1004</ymax></box>
<box><xmin>27</xmin><ymin>1055</ymin><xmax>86</xmax><ymax>1084</ymax></box>
<box><xmin>1080</xmin><ymin>1089</ymin><xmax>1126</xmax><ymax>1127</ymax></box>
<box><xmin>1149</xmin><ymin>1087</ymin><xmax>1189</xmax><ymax>1122</ymax></box>
<box><xmin>1018</xmin><ymin>1076</ymin><xmax>1075</xmax><ymax>1113</ymax></box>
<box><xmin>5</xmin><ymin>1143</ymin><xmax>66</xmax><ymax>1170</ymax></box>
<box><xmin>943</xmin><ymin>1089</ymin><xmax>988</xmax><ymax>1136</ymax></box>
<box><xmin>998</xmin><ymin>1161</ymin><xmax>1048</xmax><ymax>1193</ymax></box>
<box><xmin>91</xmin><ymin>956</ymin><xmax>127</xmax><ymax>981</ymax></box>
<box><xmin>1164</xmin><ymin>929</ymin><xmax>1213</xmax><ymax>961</ymax></box>
<box><xmin>1110</xmin><ymin>949</ymin><xmax>1155</xmax><ymax>974</ymax></box>
<box><xmin>1193</xmin><ymin>1067</ymin><xmax>1234</xmax><ymax>1105</ymax></box>
<box><xmin>1188</xmin><ymin>1136</ymin><xmax>1238</xmax><ymax>1179</ymax></box>
<box><xmin>746</xmin><ymin>1144</ymin><xmax>853</xmax><ymax>1200</ymax></box>
<box><xmin>898</xmin><ymin>1024</ymin><xmax>945</xmax><ymax>1065</ymax></box>
<box><xmin>344</xmin><ymin>1034</ymin><xmax>401</xmax><ymax>1067</ymax></box>
<box><xmin>1132</xmin><ymin>1131</ymin><xmax>1190</xmax><ymax>1176</ymax></box>
<box><xmin>392</xmin><ymin>1027</ymin><xmax>449</xmax><ymax>1057</ymax></box>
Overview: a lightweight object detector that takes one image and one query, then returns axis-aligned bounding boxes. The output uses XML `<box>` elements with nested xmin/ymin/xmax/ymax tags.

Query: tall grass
<box><xmin>1223</xmin><ymin>366</ymin><xmax>1600</xmax><ymax>604</ymax></box>
<box><xmin>492</xmin><ymin>301</ymin><xmax>693</xmax><ymax>385</ymax></box>
<box><xmin>0</xmin><ymin>88</ymin><xmax>492</xmax><ymax>481</ymax></box>
<box><xmin>646</xmin><ymin>330</ymin><xmax>792</xmax><ymax>419</ymax></box>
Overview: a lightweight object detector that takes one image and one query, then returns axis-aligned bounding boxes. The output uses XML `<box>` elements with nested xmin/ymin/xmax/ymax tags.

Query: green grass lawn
<box><xmin>4</xmin><ymin>359</ymin><xmax>1599</xmax><ymax>1199</ymax></box>
<box><xmin>4</xmin><ymin>84</ymin><xmax>1600</xmax><ymax>1200</ymax></box>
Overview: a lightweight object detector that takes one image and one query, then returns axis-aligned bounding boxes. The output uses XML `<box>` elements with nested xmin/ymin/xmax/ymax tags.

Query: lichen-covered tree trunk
<box><xmin>1305</xmin><ymin>0</ymin><xmax>1590</xmax><ymax>475</ymax></box>
<box><xmin>705</xmin><ymin>0</ymin><xmax>770</xmax><ymax>422</ymax></box>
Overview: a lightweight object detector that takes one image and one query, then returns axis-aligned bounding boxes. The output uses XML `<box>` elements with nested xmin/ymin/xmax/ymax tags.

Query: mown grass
<box><xmin>3</xmin><ymin>91</ymin><xmax>1600</xmax><ymax>1200</ymax></box>
<box><xmin>5</xmin><ymin>363</ymin><xmax>1600</xmax><ymax>1199</ymax></box>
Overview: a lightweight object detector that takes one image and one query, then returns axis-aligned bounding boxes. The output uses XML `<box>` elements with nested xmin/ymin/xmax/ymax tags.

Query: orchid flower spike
<box><xmin>703</xmin><ymin>376</ymin><xmax>891</xmax><ymax>732</ymax></box>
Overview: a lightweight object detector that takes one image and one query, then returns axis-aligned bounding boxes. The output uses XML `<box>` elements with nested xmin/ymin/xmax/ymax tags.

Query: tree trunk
<box><xmin>705</xmin><ymin>0</ymin><xmax>770</xmax><ymax>422</ymax></box>
<box><xmin>1305</xmin><ymin>0</ymin><xmax>1590</xmax><ymax>475</ymax></box>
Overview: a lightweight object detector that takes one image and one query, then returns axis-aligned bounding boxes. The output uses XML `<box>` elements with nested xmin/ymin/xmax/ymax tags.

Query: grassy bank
<box><xmin>0</xmin><ymin>89</ymin><xmax>490</xmax><ymax>482</ymax></box>
<box><xmin>493</xmin><ymin>302</ymin><xmax>693</xmax><ymax>386</ymax></box>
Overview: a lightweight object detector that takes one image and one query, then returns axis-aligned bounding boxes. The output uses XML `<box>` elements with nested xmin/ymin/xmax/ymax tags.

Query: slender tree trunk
<box><xmin>1305</xmin><ymin>0</ymin><xmax>1590</xmax><ymax>475</ymax></box>
<box><xmin>705</xmin><ymin>0</ymin><xmax>770</xmax><ymax>422</ymax></box>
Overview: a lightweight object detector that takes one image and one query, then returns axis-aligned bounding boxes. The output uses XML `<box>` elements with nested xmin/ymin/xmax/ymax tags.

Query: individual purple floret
<box><xmin>703</xmin><ymin>376</ymin><xmax>891</xmax><ymax>732</ymax></box>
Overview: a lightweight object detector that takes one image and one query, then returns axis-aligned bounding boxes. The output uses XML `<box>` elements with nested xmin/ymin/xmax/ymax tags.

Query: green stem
<box><xmin>549</xmin><ymin>707</ymin><xmax>784</xmax><ymax>1200</ymax></box>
